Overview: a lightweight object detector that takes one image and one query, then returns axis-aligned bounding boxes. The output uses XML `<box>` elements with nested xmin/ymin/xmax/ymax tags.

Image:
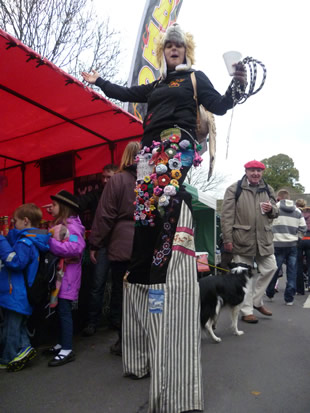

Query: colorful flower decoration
<box><xmin>193</xmin><ymin>152</ymin><xmax>203</xmax><ymax>167</ymax></box>
<box><xmin>170</xmin><ymin>143</ymin><xmax>179</xmax><ymax>151</ymax></box>
<box><xmin>158</xmin><ymin>195</ymin><xmax>170</xmax><ymax>207</ymax></box>
<box><xmin>157</xmin><ymin>153</ymin><xmax>169</xmax><ymax>165</ymax></box>
<box><xmin>169</xmin><ymin>134</ymin><xmax>180</xmax><ymax>143</ymax></box>
<box><xmin>141</xmin><ymin>183</ymin><xmax>148</xmax><ymax>191</ymax></box>
<box><xmin>158</xmin><ymin>174</ymin><xmax>170</xmax><ymax>187</ymax></box>
<box><xmin>165</xmin><ymin>148</ymin><xmax>177</xmax><ymax>158</ymax></box>
<box><xmin>153</xmin><ymin>186</ymin><xmax>163</xmax><ymax>196</ymax></box>
<box><xmin>170</xmin><ymin>179</ymin><xmax>179</xmax><ymax>188</ymax></box>
<box><xmin>144</xmin><ymin>175</ymin><xmax>151</xmax><ymax>183</ymax></box>
<box><xmin>156</xmin><ymin>164</ymin><xmax>168</xmax><ymax>175</ymax></box>
<box><xmin>168</xmin><ymin>158</ymin><xmax>182</xmax><ymax>170</ymax></box>
<box><xmin>179</xmin><ymin>139</ymin><xmax>191</xmax><ymax>150</ymax></box>
<box><xmin>164</xmin><ymin>185</ymin><xmax>177</xmax><ymax>196</ymax></box>
<box><xmin>171</xmin><ymin>169</ymin><xmax>182</xmax><ymax>180</ymax></box>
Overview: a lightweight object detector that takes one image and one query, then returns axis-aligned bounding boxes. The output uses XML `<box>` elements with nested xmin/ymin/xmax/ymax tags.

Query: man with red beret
<box><xmin>221</xmin><ymin>160</ymin><xmax>279</xmax><ymax>323</ymax></box>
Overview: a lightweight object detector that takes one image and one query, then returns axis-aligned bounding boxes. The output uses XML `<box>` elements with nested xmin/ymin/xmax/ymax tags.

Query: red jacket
<box><xmin>89</xmin><ymin>166</ymin><xmax>136</xmax><ymax>261</ymax></box>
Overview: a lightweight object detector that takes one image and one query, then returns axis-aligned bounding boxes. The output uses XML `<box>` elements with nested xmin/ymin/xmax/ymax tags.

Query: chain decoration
<box><xmin>231</xmin><ymin>57</ymin><xmax>267</xmax><ymax>105</ymax></box>
<box><xmin>226</xmin><ymin>57</ymin><xmax>267</xmax><ymax>158</ymax></box>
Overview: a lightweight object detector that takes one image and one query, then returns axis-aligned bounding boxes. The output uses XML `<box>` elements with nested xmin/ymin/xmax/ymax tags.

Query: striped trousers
<box><xmin>122</xmin><ymin>201</ymin><xmax>204</xmax><ymax>413</ymax></box>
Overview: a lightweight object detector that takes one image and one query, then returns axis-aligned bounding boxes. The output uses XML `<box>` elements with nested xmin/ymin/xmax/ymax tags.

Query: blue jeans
<box><xmin>87</xmin><ymin>248</ymin><xmax>110</xmax><ymax>326</ymax></box>
<box><xmin>266</xmin><ymin>246</ymin><xmax>297</xmax><ymax>303</ymax></box>
<box><xmin>57</xmin><ymin>299</ymin><xmax>73</xmax><ymax>350</ymax></box>
<box><xmin>0</xmin><ymin>308</ymin><xmax>31</xmax><ymax>364</ymax></box>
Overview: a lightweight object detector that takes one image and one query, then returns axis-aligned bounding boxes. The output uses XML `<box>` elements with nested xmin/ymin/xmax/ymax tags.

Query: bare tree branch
<box><xmin>0</xmin><ymin>0</ymin><xmax>120</xmax><ymax>81</ymax></box>
<box><xmin>185</xmin><ymin>166</ymin><xmax>229</xmax><ymax>196</ymax></box>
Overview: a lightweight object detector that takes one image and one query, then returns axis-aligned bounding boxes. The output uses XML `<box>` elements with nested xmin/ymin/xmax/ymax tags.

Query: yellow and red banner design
<box><xmin>126</xmin><ymin>0</ymin><xmax>183</xmax><ymax>120</ymax></box>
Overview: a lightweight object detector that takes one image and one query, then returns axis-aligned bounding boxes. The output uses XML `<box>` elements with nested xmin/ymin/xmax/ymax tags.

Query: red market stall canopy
<box><xmin>0</xmin><ymin>29</ymin><xmax>143</xmax><ymax>217</ymax></box>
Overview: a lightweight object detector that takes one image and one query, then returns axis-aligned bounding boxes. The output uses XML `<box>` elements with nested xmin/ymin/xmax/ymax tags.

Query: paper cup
<box><xmin>260</xmin><ymin>202</ymin><xmax>265</xmax><ymax>215</ymax></box>
<box><xmin>223</xmin><ymin>51</ymin><xmax>242</xmax><ymax>75</ymax></box>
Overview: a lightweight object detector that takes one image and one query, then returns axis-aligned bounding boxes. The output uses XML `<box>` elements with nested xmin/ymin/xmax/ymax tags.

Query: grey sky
<box><xmin>94</xmin><ymin>0</ymin><xmax>309</xmax><ymax>196</ymax></box>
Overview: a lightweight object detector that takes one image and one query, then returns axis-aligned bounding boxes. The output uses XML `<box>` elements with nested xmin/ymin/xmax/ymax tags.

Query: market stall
<box><xmin>184</xmin><ymin>183</ymin><xmax>217</xmax><ymax>266</ymax></box>
<box><xmin>0</xmin><ymin>29</ymin><xmax>143</xmax><ymax>220</ymax></box>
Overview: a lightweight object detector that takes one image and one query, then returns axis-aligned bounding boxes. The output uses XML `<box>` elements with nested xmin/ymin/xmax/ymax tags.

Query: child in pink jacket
<box><xmin>47</xmin><ymin>190</ymin><xmax>85</xmax><ymax>367</ymax></box>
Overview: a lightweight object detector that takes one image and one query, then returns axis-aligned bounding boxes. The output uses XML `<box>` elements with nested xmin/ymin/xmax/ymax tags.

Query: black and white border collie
<box><xmin>199</xmin><ymin>264</ymin><xmax>253</xmax><ymax>343</ymax></box>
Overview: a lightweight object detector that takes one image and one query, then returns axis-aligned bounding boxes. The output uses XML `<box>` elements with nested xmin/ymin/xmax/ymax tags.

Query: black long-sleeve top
<box><xmin>95</xmin><ymin>70</ymin><xmax>234</xmax><ymax>147</ymax></box>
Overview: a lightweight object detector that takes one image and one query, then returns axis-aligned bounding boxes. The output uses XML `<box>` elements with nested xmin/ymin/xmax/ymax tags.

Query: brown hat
<box><xmin>51</xmin><ymin>190</ymin><xmax>80</xmax><ymax>211</ymax></box>
<box><xmin>244</xmin><ymin>160</ymin><xmax>265</xmax><ymax>170</ymax></box>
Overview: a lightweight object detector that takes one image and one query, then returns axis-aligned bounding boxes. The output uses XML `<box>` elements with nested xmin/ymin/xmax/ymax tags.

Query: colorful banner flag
<box><xmin>126</xmin><ymin>0</ymin><xmax>183</xmax><ymax>120</ymax></box>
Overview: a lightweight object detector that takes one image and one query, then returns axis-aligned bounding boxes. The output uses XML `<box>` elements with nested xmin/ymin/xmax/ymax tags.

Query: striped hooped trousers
<box><xmin>122</xmin><ymin>201</ymin><xmax>204</xmax><ymax>413</ymax></box>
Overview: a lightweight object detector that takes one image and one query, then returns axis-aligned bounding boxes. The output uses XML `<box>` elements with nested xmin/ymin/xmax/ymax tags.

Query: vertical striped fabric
<box><xmin>122</xmin><ymin>201</ymin><xmax>204</xmax><ymax>412</ymax></box>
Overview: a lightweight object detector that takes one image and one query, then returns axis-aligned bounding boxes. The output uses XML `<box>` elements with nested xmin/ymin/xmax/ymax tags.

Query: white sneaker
<box><xmin>285</xmin><ymin>301</ymin><xmax>294</xmax><ymax>306</ymax></box>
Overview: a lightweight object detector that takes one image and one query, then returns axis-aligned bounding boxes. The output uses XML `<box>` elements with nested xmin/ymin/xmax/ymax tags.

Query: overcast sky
<box><xmin>94</xmin><ymin>0</ymin><xmax>309</xmax><ymax>197</ymax></box>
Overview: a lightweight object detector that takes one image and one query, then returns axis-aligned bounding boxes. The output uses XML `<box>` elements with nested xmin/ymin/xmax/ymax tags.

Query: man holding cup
<box><xmin>221</xmin><ymin>160</ymin><xmax>279</xmax><ymax>323</ymax></box>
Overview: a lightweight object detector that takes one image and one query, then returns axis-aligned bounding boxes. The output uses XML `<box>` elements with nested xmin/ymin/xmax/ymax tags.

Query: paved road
<box><xmin>1</xmin><ymin>278</ymin><xmax>310</xmax><ymax>413</ymax></box>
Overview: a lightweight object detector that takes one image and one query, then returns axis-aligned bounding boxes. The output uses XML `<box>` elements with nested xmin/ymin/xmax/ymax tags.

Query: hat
<box><xmin>163</xmin><ymin>23</ymin><xmax>187</xmax><ymax>46</ymax></box>
<box><xmin>155</xmin><ymin>23</ymin><xmax>195</xmax><ymax>79</ymax></box>
<box><xmin>244</xmin><ymin>160</ymin><xmax>265</xmax><ymax>170</ymax></box>
<box><xmin>51</xmin><ymin>190</ymin><xmax>80</xmax><ymax>211</ymax></box>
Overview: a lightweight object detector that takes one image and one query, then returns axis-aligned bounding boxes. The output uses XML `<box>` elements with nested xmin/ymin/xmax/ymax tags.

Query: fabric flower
<box><xmin>168</xmin><ymin>158</ymin><xmax>182</xmax><ymax>170</ymax></box>
<box><xmin>170</xmin><ymin>143</ymin><xmax>179</xmax><ymax>151</ymax></box>
<box><xmin>171</xmin><ymin>169</ymin><xmax>182</xmax><ymax>180</ymax></box>
<box><xmin>170</xmin><ymin>179</ymin><xmax>179</xmax><ymax>188</ymax></box>
<box><xmin>150</xmin><ymin>205</ymin><xmax>156</xmax><ymax>211</ymax></box>
<box><xmin>169</xmin><ymin>134</ymin><xmax>180</xmax><ymax>143</ymax></box>
<box><xmin>165</xmin><ymin>148</ymin><xmax>176</xmax><ymax>159</ymax></box>
<box><xmin>153</xmin><ymin>186</ymin><xmax>163</xmax><ymax>196</ymax></box>
<box><xmin>141</xmin><ymin>183</ymin><xmax>148</xmax><ymax>191</ymax></box>
<box><xmin>158</xmin><ymin>174</ymin><xmax>170</xmax><ymax>187</ymax></box>
<box><xmin>156</xmin><ymin>153</ymin><xmax>169</xmax><ymax>165</ymax></box>
<box><xmin>164</xmin><ymin>185</ymin><xmax>177</xmax><ymax>196</ymax></box>
<box><xmin>179</xmin><ymin>139</ymin><xmax>191</xmax><ymax>150</ymax></box>
<box><xmin>158</xmin><ymin>195</ymin><xmax>170</xmax><ymax>207</ymax></box>
<box><xmin>193</xmin><ymin>152</ymin><xmax>203</xmax><ymax>167</ymax></box>
<box><xmin>156</xmin><ymin>164</ymin><xmax>168</xmax><ymax>175</ymax></box>
<box><xmin>144</xmin><ymin>176</ymin><xmax>151</xmax><ymax>183</ymax></box>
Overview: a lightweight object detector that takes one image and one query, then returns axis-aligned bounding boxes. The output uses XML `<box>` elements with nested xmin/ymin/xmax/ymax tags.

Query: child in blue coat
<box><xmin>0</xmin><ymin>203</ymin><xmax>50</xmax><ymax>371</ymax></box>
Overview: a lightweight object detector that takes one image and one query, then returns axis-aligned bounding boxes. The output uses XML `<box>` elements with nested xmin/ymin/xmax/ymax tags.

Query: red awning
<box><xmin>0</xmin><ymin>29</ymin><xmax>144</xmax><ymax>169</ymax></box>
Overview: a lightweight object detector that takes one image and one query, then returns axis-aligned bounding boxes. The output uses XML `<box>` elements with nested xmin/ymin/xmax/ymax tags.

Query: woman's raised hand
<box><xmin>232</xmin><ymin>62</ymin><xmax>247</xmax><ymax>87</ymax></box>
<box><xmin>81</xmin><ymin>70</ymin><xmax>100</xmax><ymax>84</ymax></box>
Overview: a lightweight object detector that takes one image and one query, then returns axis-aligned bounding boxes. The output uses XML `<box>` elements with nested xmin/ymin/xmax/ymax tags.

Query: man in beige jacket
<box><xmin>221</xmin><ymin>160</ymin><xmax>279</xmax><ymax>323</ymax></box>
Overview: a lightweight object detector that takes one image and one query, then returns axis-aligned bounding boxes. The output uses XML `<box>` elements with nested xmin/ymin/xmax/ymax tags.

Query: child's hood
<box><xmin>8</xmin><ymin>228</ymin><xmax>51</xmax><ymax>252</ymax></box>
<box><xmin>278</xmin><ymin>199</ymin><xmax>295</xmax><ymax>213</ymax></box>
<box><xmin>66</xmin><ymin>216</ymin><xmax>85</xmax><ymax>235</ymax></box>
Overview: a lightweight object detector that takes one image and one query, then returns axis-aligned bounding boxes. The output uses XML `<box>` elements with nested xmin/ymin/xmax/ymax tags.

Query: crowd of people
<box><xmin>1</xmin><ymin>21</ymin><xmax>308</xmax><ymax>413</ymax></box>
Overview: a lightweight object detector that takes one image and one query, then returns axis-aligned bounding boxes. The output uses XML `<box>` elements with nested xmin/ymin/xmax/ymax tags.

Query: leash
<box><xmin>197</xmin><ymin>259</ymin><xmax>230</xmax><ymax>273</ymax></box>
<box><xmin>226</xmin><ymin>57</ymin><xmax>267</xmax><ymax>158</ymax></box>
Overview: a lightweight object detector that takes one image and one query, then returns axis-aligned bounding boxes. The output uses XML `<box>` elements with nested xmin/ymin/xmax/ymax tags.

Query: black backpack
<box><xmin>235</xmin><ymin>175</ymin><xmax>272</xmax><ymax>202</ymax></box>
<box><xmin>23</xmin><ymin>250</ymin><xmax>59</xmax><ymax>308</ymax></box>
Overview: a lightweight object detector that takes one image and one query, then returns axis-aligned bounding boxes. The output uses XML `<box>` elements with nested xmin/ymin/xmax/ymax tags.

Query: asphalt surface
<box><xmin>1</xmin><ymin>277</ymin><xmax>310</xmax><ymax>413</ymax></box>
